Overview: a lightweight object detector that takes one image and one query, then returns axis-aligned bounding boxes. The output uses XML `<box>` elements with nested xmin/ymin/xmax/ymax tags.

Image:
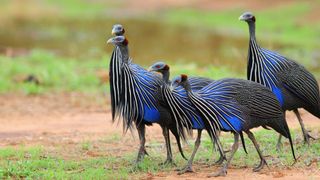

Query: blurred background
<box><xmin>1</xmin><ymin>0</ymin><xmax>319</xmax><ymax>95</ymax></box>
<box><xmin>1</xmin><ymin>1</ymin><xmax>320</xmax><ymax>179</ymax></box>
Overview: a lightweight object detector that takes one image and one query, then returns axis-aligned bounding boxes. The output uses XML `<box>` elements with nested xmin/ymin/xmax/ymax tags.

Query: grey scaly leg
<box><xmin>178</xmin><ymin>129</ymin><xmax>202</xmax><ymax>175</ymax></box>
<box><xmin>294</xmin><ymin>109</ymin><xmax>315</xmax><ymax>145</ymax></box>
<box><xmin>136</xmin><ymin>124</ymin><xmax>148</xmax><ymax>164</ymax></box>
<box><xmin>208</xmin><ymin>133</ymin><xmax>239</xmax><ymax>177</ymax></box>
<box><xmin>246</xmin><ymin>130</ymin><xmax>268</xmax><ymax>172</ymax></box>
<box><xmin>160</xmin><ymin>126</ymin><xmax>175</xmax><ymax>166</ymax></box>
<box><xmin>214</xmin><ymin>138</ymin><xmax>226</xmax><ymax>165</ymax></box>
<box><xmin>276</xmin><ymin>135</ymin><xmax>283</xmax><ymax>151</ymax></box>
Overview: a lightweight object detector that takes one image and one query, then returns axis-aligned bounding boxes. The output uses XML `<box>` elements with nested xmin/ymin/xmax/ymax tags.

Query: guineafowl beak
<box><xmin>148</xmin><ymin>65</ymin><xmax>158</xmax><ymax>72</ymax></box>
<box><xmin>111</xmin><ymin>29</ymin><xmax>117</xmax><ymax>35</ymax></box>
<box><xmin>239</xmin><ymin>14</ymin><xmax>246</xmax><ymax>21</ymax></box>
<box><xmin>107</xmin><ymin>37</ymin><xmax>114</xmax><ymax>44</ymax></box>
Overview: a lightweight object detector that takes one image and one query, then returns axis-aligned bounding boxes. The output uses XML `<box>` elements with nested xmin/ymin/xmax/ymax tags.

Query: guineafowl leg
<box><xmin>207</xmin><ymin>131</ymin><xmax>226</xmax><ymax>166</ymax></box>
<box><xmin>276</xmin><ymin>135</ymin><xmax>283</xmax><ymax>151</ymax></box>
<box><xmin>213</xmin><ymin>139</ymin><xmax>225</xmax><ymax>165</ymax></box>
<box><xmin>294</xmin><ymin>109</ymin><xmax>315</xmax><ymax>145</ymax></box>
<box><xmin>208</xmin><ymin>133</ymin><xmax>239</xmax><ymax>177</ymax></box>
<box><xmin>159</xmin><ymin>126</ymin><xmax>174</xmax><ymax>166</ymax></box>
<box><xmin>276</xmin><ymin>112</ymin><xmax>285</xmax><ymax>151</ymax></box>
<box><xmin>178</xmin><ymin>129</ymin><xmax>202</xmax><ymax>175</ymax></box>
<box><xmin>136</xmin><ymin>124</ymin><xmax>148</xmax><ymax>164</ymax></box>
<box><xmin>246</xmin><ymin>130</ymin><xmax>267</xmax><ymax>172</ymax></box>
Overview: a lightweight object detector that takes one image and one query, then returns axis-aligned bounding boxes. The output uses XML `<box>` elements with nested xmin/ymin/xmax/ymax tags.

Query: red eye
<box><xmin>155</xmin><ymin>65</ymin><xmax>160</xmax><ymax>68</ymax></box>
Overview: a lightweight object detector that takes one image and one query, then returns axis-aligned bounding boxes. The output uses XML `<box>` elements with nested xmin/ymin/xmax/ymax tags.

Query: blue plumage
<box><xmin>241</xmin><ymin>11</ymin><xmax>320</xmax><ymax>146</ymax></box>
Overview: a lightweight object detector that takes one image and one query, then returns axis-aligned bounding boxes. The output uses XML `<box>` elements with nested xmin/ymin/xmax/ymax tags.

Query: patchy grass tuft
<box><xmin>0</xmin><ymin>128</ymin><xmax>319</xmax><ymax>179</ymax></box>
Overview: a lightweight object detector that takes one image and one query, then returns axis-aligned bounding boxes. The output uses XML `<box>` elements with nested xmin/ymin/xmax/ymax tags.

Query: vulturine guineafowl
<box><xmin>107</xmin><ymin>35</ymin><xmax>187</xmax><ymax>165</ymax></box>
<box><xmin>171</xmin><ymin>74</ymin><xmax>296</xmax><ymax>177</ymax></box>
<box><xmin>149</xmin><ymin>61</ymin><xmax>249</xmax><ymax>167</ymax></box>
<box><xmin>239</xmin><ymin>12</ymin><xmax>320</xmax><ymax>147</ymax></box>
<box><xmin>152</xmin><ymin>68</ymin><xmax>227</xmax><ymax>174</ymax></box>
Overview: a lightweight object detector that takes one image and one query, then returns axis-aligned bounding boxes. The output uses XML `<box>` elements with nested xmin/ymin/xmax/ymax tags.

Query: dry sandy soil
<box><xmin>0</xmin><ymin>94</ymin><xmax>319</xmax><ymax>179</ymax></box>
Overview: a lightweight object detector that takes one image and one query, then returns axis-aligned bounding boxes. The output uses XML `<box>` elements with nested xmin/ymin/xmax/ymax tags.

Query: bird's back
<box><xmin>248</xmin><ymin>45</ymin><xmax>320</xmax><ymax>116</ymax></box>
<box><xmin>198</xmin><ymin>78</ymin><xmax>286</xmax><ymax>134</ymax></box>
<box><xmin>189</xmin><ymin>77</ymin><xmax>214</xmax><ymax>90</ymax></box>
<box><xmin>276</xmin><ymin>59</ymin><xmax>320</xmax><ymax>115</ymax></box>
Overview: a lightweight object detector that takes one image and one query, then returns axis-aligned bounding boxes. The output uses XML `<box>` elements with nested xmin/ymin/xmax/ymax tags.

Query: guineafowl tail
<box><xmin>240</xmin><ymin>131</ymin><xmax>248</xmax><ymax>154</ymax></box>
<box><xmin>268</xmin><ymin>118</ymin><xmax>296</xmax><ymax>161</ymax></box>
<box><xmin>284</xmin><ymin>121</ymin><xmax>297</xmax><ymax>161</ymax></box>
<box><xmin>170</xmin><ymin>127</ymin><xmax>188</xmax><ymax>160</ymax></box>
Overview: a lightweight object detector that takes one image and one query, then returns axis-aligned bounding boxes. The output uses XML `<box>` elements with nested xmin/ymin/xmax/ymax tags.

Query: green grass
<box><xmin>0</xmin><ymin>147</ymin><xmax>129</xmax><ymax>179</ymax></box>
<box><xmin>0</xmin><ymin>128</ymin><xmax>319</xmax><ymax>179</ymax></box>
<box><xmin>0</xmin><ymin>50</ymin><xmax>237</xmax><ymax>94</ymax></box>
<box><xmin>0</xmin><ymin>50</ymin><xmax>108</xmax><ymax>94</ymax></box>
<box><xmin>164</xmin><ymin>2</ymin><xmax>320</xmax><ymax>48</ymax></box>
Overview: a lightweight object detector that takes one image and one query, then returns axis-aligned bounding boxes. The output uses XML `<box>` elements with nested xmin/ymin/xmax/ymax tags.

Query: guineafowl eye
<box><xmin>149</xmin><ymin>62</ymin><xmax>167</xmax><ymax>71</ymax></box>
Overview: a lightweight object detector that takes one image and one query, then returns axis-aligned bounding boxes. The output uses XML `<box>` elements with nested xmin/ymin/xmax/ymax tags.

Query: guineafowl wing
<box><xmin>236</xmin><ymin>81</ymin><xmax>283</xmax><ymax>119</ymax></box>
<box><xmin>281</xmin><ymin>61</ymin><xmax>320</xmax><ymax>108</ymax></box>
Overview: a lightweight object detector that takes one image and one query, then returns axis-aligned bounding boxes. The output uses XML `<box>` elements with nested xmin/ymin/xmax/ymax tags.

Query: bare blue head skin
<box><xmin>171</xmin><ymin>74</ymin><xmax>190</xmax><ymax>91</ymax></box>
<box><xmin>107</xmin><ymin>35</ymin><xmax>129</xmax><ymax>62</ymax></box>
<box><xmin>148</xmin><ymin>62</ymin><xmax>170</xmax><ymax>83</ymax></box>
<box><xmin>239</xmin><ymin>12</ymin><xmax>255</xmax><ymax>22</ymax></box>
<box><xmin>239</xmin><ymin>12</ymin><xmax>256</xmax><ymax>39</ymax></box>
<box><xmin>112</xmin><ymin>24</ymin><xmax>125</xmax><ymax>36</ymax></box>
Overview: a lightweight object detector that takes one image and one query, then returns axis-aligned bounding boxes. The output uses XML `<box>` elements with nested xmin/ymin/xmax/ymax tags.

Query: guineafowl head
<box><xmin>112</xmin><ymin>24</ymin><xmax>125</xmax><ymax>36</ymax></box>
<box><xmin>148</xmin><ymin>62</ymin><xmax>170</xmax><ymax>73</ymax></box>
<box><xmin>239</xmin><ymin>12</ymin><xmax>255</xmax><ymax>23</ymax></box>
<box><xmin>107</xmin><ymin>36</ymin><xmax>128</xmax><ymax>47</ymax></box>
<box><xmin>171</xmin><ymin>74</ymin><xmax>189</xmax><ymax>89</ymax></box>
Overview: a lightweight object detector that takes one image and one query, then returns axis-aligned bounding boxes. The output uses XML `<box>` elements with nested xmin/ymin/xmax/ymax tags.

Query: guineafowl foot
<box><xmin>253</xmin><ymin>158</ymin><xmax>267</xmax><ymax>172</ymax></box>
<box><xmin>135</xmin><ymin>149</ymin><xmax>148</xmax><ymax>164</ymax></box>
<box><xmin>304</xmin><ymin>133</ymin><xmax>316</xmax><ymax>145</ymax></box>
<box><xmin>207</xmin><ymin>168</ymin><xmax>227</xmax><ymax>177</ymax></box>
<box><xmin>213</xmin><ymin>155</ymin><xmax>225</xmax><ymax>165</ymax></box>
<box><xmin>177</xmin><ymin>165</ymin><xmax>193</xmax><ymax>175</ymax></box>
<box><xmin>159</xmin><ymin>158</ymin><xmax>176</xmax><ymax>166</ymax></box>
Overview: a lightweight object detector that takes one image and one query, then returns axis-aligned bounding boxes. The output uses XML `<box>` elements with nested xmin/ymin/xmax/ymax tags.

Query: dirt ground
<box><xmin>0</xmin><ymin>94</ymin><xmax>319</xmax><ymax>179</ymax></box>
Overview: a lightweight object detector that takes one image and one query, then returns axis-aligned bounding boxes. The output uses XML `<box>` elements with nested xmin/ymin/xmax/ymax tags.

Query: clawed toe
<box><xmin>208</xmin><ymin>168</ymin><xmax>227</xmax><ymax>177</ymax></box>
<box><xmin>253</xmin><ymin>159</ymin><xmax>267</xmax><ymax>172</ymax></box>
<box><xmin>159</xmin><ymin>159</ymin><xmax>176</xmax><ymax>166</ymax></box>
<box><xmin>177</xmin><ymin>166</ymin><xmax>194</xmax><ymax>175</ymax></box>
<box><xmin>213</xmin><ymin>157</ymin><xmax>225</xmax><ymax>166</ymax></box>
<box><xmin>304</xmin><ymin>133</ymin><xmax>316</xmax><ymax>145</ymax></box>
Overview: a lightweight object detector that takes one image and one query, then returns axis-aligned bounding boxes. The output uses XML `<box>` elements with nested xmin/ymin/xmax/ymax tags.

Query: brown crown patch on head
<box><xmin>181</xmin><ymin>74</ymin><xmax>188</xmax><ymax>81</ymax></box>
<box><xmin>252</xmin><ymin>16</ymin><xmax>256</xmax><ymax>22</ymax></box>
<box><xmin>163</xmin><ymin>64</ymin><xmax>170</xmax><ymax>70</ymax></box>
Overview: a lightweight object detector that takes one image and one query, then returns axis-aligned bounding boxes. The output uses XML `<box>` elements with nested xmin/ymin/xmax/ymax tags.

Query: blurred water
<box><xmin>0</xmin><ymin>17</ymin><xmax>309</xmax><ymax>74</ymax></box>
